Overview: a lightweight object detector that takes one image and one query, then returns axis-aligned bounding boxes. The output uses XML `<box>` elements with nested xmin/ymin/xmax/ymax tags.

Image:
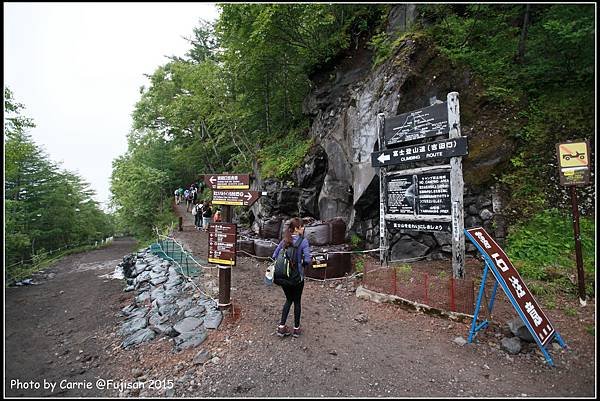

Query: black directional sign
<box><xmin>384</xmin><ymin>102</ymin><xmax>449</xmax><ymax>146</ymax></box>
<box><xmin>371</xmin><ymin>136</ymin><xmax>468</xmax><ymax>168</ymax></box>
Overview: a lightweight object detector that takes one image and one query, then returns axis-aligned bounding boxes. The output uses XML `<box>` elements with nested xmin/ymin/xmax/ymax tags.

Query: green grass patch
<box><xmin>505</xmin><ymin>209</ymin><xmax>595</xmax><ymax>296</ymax></box>
<box><xmin>585</xmin><ymin>325</ymin><xmax>594</xmax><ymax>336</ymax></box>
<box><xmin>258</xmin><ymin>127</ymin><xmax>313</xmax><ymax>180</ymax></box>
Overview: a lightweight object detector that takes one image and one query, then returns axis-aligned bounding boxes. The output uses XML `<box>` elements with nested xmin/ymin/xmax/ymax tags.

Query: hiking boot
<box><xmin>277</xmin><ymin>325</ymin><xmax>291</xmax><ymax>337</ymax></box>
<box><xmin>292</xmin><ymin>327</ymin><xmax>301</xmax><ymax>338</ymax></box>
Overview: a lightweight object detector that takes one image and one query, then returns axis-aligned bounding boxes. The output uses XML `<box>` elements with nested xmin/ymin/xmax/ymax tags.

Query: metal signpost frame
<box><xmin>464</xmin><ymin>227</ymin><xmax>567</xmax><ymax>367</ymax></box>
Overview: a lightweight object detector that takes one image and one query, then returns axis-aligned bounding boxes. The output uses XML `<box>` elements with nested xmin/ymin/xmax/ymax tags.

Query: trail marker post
<box><xmin>204</xmin><ymin>173</ymin><xmax>264</xmax><ymax>309</ymax></box>
<box><xmin>556</xmin><ymin>139</ymin><xmax>591</xmax><ymax>306</ymax></box>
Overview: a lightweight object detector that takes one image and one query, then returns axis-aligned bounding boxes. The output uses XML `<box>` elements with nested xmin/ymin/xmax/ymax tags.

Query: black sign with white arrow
<box><xmin>371</xmin><ymin>136</ymin><xmax>468</xmax><ymax>168</ymax></box>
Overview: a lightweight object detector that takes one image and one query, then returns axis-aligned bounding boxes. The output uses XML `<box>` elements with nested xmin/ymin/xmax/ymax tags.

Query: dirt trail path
<box><xmin>169</xmin><ymin>204</ymin><xmax>595</xmax><ymax>398</ymax></box>
<box><xmin>5</xmin><ymin>238</ymin><xmax>138</xmax><ymax>397</ymax></box>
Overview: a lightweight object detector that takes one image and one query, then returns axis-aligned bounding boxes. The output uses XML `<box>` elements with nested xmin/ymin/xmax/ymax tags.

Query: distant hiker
<box><xmin>191</xmin><ymin>200</ymin><xmax>198</xmax><ymax>224</ymax></box>
<box><xmin>272</xmin><ymin>217</ymin><xmax>312</xmax><ymax>338</ymax></box>
<box><xmin>192</xmin><ymin>186</ymin><xmax>198</xmax><ymax>204</ymax></box>
<box><xmin>193</xmin><ymin>201</ymin><xmax>204</xmax><ymax>230</ymax></box>
<box><xmin>174</xmin><ymin>189</ymin><xmax>179</xmax><ymax>205</ymax></box>
<box><xmin>184</xmin><ymin>189</ymin><xmax>190</xmax><ymax>209</ymax></box>
<box><xmin>202</xmin><ymin>201</ymin><xmax>212</xmax><ymax>230</ymax></box>
<box><xmin>177</xmin><ymin>187</ymin><xmax>184</xmax><ymax>204</ymax></box>
<box><xmin>186</xmin><ymin>188</ymin><xmax>194</xmax><ymax>212</ymax></box>
<box><xmin>213</xmin><ymin>208</ymin><xmax>222</xmax><ymax>223</ymax></box>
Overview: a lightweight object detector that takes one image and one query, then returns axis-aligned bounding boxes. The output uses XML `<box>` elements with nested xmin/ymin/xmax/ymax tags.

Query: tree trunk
<box><xmin>230</xmin><ymin>127</ymin><xmax>248</xmax><ymax>163</ymax></box>
<box><xmin>515</xmin><ymin>4</ymin><xmax>531</xmax><ymax>64</ymax></box>
<box><xmin>200</xmin><ymin>120</ymin><xmax>226</xmax><ymax>170</ymax></box>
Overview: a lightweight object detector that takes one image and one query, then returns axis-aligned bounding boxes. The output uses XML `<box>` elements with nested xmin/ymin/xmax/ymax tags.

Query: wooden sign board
<box><xmin>384</xmin><ymin>102</ymin><xmax>449</xmax><ymax>146</ymax></box>
<box><xmin>204</xmin><ymin>174</ymin><xmax>250</xmax><ymax>190</ymax></box>
<box><xmin>387</xmin><ymin>172</ymin><xmax>451</xmax><ymax>216</ymax></box>
<box><xmin>556</xmin><ymin>140</ymin><xmax>591</xmax><ymax>186</ymax></box>
<box><xmin>212</xmin><ymin>190</ymin><xmax>260</xmax><ymax>206</ymax></box>
<box><xmin>208</xmin><ymin>223</ymin><xmax>237</xmax><ymax>266</ymax></box>
<box><xmin>371</xmin><ymin>136</ymin><xmax>468</xmax><ymax>167</ymax></box>
<box><xmin>465</xmin><ymin>227</ymin><xmax>556</xmax><ymax>346</ymax></box>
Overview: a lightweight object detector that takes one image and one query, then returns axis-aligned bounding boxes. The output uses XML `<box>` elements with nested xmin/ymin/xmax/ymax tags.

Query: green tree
<box><xmin>5</xmin><ymin>87</ymin><xmax>114</xmax><ymax>271</ymax></box>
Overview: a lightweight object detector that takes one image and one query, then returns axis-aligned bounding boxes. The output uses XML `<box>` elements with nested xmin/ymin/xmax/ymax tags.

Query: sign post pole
<box><xmin>204</xmin><ymin>173</ymin><xmax>258</xmax><ymax>311</ymax></box>
<box><xmin>447</xmin><ymin>92</ymin><xmax>465</xmax><ymax>279</ymax></box>
<box><xmin>219</xmin><ymin>205</ymin><xmax>233</xmax><ymax>310</ymax></box>
<box><xmin>377</xmin><ymin>113</ymin><xmax>388</xmax><ymax>266</ymax></box>
<box><xmin>555</xmin><ymin>139</ymin><xmax>590</xmax><ymax>307</ymax></box>
<box><xmin>570</xmin><ymin>187</ymin><xmax>586</xmax><ymax>305</ymax></box>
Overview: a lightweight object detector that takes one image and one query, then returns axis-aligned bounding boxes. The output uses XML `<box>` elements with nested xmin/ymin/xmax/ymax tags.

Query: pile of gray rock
<box><xmin>117</xmin><ymin>250</ymin><xmax>222</xmax><ymax>351</ymax></box>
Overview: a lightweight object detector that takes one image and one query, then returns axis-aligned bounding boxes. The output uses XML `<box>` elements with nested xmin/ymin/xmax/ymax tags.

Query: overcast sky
<box><xmin>4</xmin><ymin>2</ymin><xmax>220</xmax><ymax>211</ymax></box>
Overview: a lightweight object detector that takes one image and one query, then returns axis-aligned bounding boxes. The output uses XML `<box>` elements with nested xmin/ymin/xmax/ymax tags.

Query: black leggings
<box><xmin>280</xmin><ymin>280</ymin><xmax>304</xmax><ymax>328</ymax></box>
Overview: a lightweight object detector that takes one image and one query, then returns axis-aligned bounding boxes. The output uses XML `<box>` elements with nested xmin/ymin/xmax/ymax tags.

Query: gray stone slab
<box><xmin>184</xmin><ymin>306</ymin><xmax>206</xmax><ymax>318</ymax></box>
<box><xmin>173</xmin><ymin>317</ymin><xmax>203</xmax><ymax>334</ymax></box>
<box><xmin>204</xmin><ymin>309</ymin><xmax>222</xmax><ymax>330</ymax></box>
<box><xmin>122</xmin><ymin>328</ymin><xmax>156</xmax><ymax>348</ymax></box>
<box><xmin>174</xmin><ymin>329</ymin><xmax>208</xmax><ymax>350</ymax></box>
<box><xmin>119</xmin><ymin>316</ymin><xmax>148</xmax><ymax>336</ymax></box>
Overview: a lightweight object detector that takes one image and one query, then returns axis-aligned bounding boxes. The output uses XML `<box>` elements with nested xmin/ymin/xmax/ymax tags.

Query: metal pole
<box><xmin>218</xmin><ymin>205</ymin><xmax>232</xmax><ymax>309</ymax></box>
<box><xmin>570</xmin><ymin>186</ymin><xmax>586</xmax><ymax>305</ymax></box>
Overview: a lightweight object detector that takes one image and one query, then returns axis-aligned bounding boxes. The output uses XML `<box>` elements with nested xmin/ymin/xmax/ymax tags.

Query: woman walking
<box><xmin>272</xmin><ymin>217</ymin><xmax>312</xmax><ymax>338</ymax></box>
<box><xmin>201</xmin><ymin>201</ymin><xmax>212</xmax><ymax>231</ymax></box>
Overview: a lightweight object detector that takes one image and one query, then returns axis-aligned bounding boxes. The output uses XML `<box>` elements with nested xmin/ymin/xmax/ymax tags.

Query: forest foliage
<box><xmin>4</xmin><ymin>88</ymin><xmax>114</xmax><ymax>278</ymax></box>
<box><xmin>111</xmin><ymin>4</ymin><xmax>594</xmax><ymax>242</ymax></box>
<box><xmin>111</xmin><ymin>4</ymin><xmax>387</xmax><ymax>237</ymax></box>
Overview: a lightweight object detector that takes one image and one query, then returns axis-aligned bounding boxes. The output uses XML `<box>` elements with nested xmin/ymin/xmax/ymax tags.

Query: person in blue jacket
<box><xmin>272</xmin><ymin>217</ymin><xmax>312</xmax><ymax>338</ymax></box>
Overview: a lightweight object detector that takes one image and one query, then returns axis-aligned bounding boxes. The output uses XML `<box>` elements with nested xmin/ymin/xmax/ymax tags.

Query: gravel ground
<box><xmin>5</xmin><ymin>204</ymin><xmax>595</xmax><ymax>398</ymax></box>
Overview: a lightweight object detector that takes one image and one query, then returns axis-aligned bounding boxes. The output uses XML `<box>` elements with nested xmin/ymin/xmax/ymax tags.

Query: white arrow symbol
<box><xmin>245</xmin><ymin>192</ymin><xmax>252</xmax><ymax>200</ymax></box>
<box><xmin>209</xmin><ymin>176</ymin><xmax>217</xmax><ymax>185</ymax></box>
<box><xmin>377</xmin><ymin>153</ymin><xmax>391</xmax><ymax>164</ymax></box>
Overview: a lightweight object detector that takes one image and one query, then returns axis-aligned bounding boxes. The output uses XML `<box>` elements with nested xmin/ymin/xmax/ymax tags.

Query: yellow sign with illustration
<box><xmin>558</xmin><ymin>142</ymin><xmax>589</xmax><ymax>168</ymax></box>
<box><xmin>556</xmin><ymin>139</ymin><xmax>591</xmax><ymax>186</ymax></box>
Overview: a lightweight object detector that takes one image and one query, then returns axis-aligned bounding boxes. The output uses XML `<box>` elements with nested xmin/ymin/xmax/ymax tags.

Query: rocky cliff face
<box><xmin>250</xmin><ymin>5</ymin><xmax>515</xmax><ymax>260</ymax></box>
